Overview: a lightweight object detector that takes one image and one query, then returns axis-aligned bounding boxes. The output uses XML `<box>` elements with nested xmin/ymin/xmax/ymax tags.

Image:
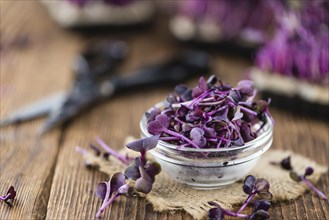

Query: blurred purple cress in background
<box><xmin>256</xmin><ymin>0</ymin><xmax>329</xmax><ymax>86</ymax></box>
<box><xmin>68</xmin><ymin>0</ymin><xmax>134</xmax><ymax>7</ymax></box>
<box><xmin>171</xmin><ymin>0</ymin><xmax>279</xmax><ymax>45</ymax></box>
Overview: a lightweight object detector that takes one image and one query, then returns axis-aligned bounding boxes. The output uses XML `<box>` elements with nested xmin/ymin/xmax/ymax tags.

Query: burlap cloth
<box><xmin>81</xmin><ymin>138</ymin><xmax>328</xmax><ymax>220</ymax></box>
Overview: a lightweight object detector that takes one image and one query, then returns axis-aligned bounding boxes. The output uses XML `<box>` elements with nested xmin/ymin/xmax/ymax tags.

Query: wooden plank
<box><xmin>0</xmin><ymin>1</ymin><xmax>81</xmax><ymax>219</ymax></box>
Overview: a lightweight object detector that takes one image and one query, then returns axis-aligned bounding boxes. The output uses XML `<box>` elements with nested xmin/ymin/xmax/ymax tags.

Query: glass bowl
<box><xmin>140</xmin><ymin>103</ymin><xmax>274</xmax><ymax>189</ymax></box>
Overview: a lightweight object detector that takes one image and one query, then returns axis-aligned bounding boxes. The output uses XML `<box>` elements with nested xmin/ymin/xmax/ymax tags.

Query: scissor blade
<box><xmin>38</xmin><ymin>89</ymin><xmax>108</xmax><ymax>135</ymax></box>
<box><xmin>0</xmin><ymin>92</ymin><xmax>66</xmax><ymax>127</ymax></box>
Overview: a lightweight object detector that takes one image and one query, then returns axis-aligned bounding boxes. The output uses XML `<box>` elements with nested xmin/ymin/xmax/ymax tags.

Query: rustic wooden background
<box><xmin>0</xmin><ymin>1</ymin><xmax>328</xmax><ymax>219</ymax></box>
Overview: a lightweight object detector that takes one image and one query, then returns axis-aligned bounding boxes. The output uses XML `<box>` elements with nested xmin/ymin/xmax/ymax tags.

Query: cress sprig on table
<box><xmin>77</xmin><ymin>135</ymin><xmax>161</xmax><ymax>218</ymax></box>
<box><xmin>208</xmin><ymin>175</ymin><xmax>272</xmax><ymax>220</ymax></box>
<box><xmin>272</xmin><ymin>156</ymin><xmax>328</xmax><ymax>204</ymax></box>
<box><xmin>0</xmin><ymin>186</ymin><xmax>16</xmax><ymax>208</ymax></box>
<box><xmin>146</xmin><ymin>75</ymin><xmax>273</xmax><ymax>149</ymax></box>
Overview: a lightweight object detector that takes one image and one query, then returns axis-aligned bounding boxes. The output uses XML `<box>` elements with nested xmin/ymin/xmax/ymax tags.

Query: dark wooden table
<box><xmin>1</xmin><ymin>1</ymin><xmax>328</xmax><ymax>219</ymax></box>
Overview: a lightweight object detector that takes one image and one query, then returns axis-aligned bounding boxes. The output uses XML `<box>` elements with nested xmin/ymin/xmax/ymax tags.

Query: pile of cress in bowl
<box><xmin>140</xmin><ymin>75</ymin><xmax>274</xmax><ymax>189</ymax></box>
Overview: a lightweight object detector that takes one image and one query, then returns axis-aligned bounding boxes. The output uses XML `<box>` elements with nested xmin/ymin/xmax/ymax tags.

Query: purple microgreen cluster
<box><xmin>90</xmin><ymin>135</ymin><xmax>161</xmax><ymax>218</ymax></box>
<box><xmin>146</xmin><ymin>75</ymin><xmax>273</xmax><ymax>149</ymax></box>
<box><xmin>208</xmin><ymin>175</ymin><xmax>272</xmax><ymax>220</ymax></box>
<box><xmin>175</xmin><ymin>0</ymin><xmax>277</xmax><ymax>44</ymax></box>
<box><xmin>67</xmin><ymin>0</ymin><xmax>134</xmax><ymax>7</ymax></box>
<box><xmin>272</xmin><ymin>156</ymin><xmax>328</xmax><ymax>203</ymax></box>
<box><xmin>125</xmin><ymin>135</ymin><xmax>161</xmax><ymax>193</ymax></box>
<box><xmin>0</xmin><ymin>186</ymin><xmax>16</xmax><ymax>207</ymax></box>
<box><xmin>256</xmin><ymin>1</ymin><xmax>329</xmax><ymax>86</ymax></box>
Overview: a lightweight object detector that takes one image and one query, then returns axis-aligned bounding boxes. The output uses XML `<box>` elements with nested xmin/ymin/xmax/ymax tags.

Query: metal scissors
<box><xmin>0</xmin><ymin>41</ymin><xmax>210</xmax><ymax>135</ymax></box>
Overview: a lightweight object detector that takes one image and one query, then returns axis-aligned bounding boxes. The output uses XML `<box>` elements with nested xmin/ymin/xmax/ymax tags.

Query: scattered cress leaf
<box><xmin>95</xmin><ymin>182</ymin><xmax>108</xmax><ymax>200</ymax></box>
<box><xmin>0</xmin><ymin>186</ymin><xmax>16</xmax><ymax>207</ymax></box>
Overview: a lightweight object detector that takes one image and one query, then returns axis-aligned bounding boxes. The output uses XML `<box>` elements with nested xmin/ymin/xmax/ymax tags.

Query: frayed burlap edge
<box><xmin>80</xmin><ymin>144</ymin><xmax>328</xmax><ymax>220</ymax></box>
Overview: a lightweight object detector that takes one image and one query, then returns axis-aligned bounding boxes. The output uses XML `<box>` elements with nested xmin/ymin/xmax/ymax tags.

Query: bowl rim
<box><xmin>140</xmin><ymin>101</ymin><xmax>274</xmax><ymax>153</ymax></box>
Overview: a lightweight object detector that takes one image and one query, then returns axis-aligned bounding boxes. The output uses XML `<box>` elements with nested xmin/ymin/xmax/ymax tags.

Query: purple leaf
<box><xmin>186</xmin><ymin>106</ymin><xmax>203</xmax><ymax>123</ymax></box>
<box><xmin>126</xmin><ymin>135</ymin><xmax>159</xmax><ymax>153</ymax></box>
<box><xmin>134</xmin><ymin>167</ymin><xmax>153</xmax><ymax>194</ymax></box>
<box><xmin>182</xmin><ymin>123</ymin><xmax>192</xmax><ymax>132</ymax></box>
<box><xmin>232</xmin><ymin>107</ymin><xmax>243</xmax><ymax>121</ymax></box>
<box><xmin>229</xmin><ymin>90</ymin><xmax>241</xmax><ymax>103</ymax></box>
<box><xmin>147</xmin><ymin>115</ymin><xmax>170</xmax><ymax>135</ymax></box>
<box><xmin>145</xmin><ymin>161</ymin><xmax>162</xmax><ymax>178</ymax></box>
<box><xmin>208</xmin><ymin>207</ymin><xmax>224</xmax><ymax>220</ymax></box>
<box><xmin>192</xmin><ymin>77</ymin><xmax>208</xmax><ymax>98</ymax></box>
<box><xmin>95</xmin><ymin>182</ymin><xmax>108</xmax><ymax>200</ymax></box>
<box><xmin>280</xmin><ymin>156</ymin><xmax>292</xmax><ymax>170</ymax></box>
<box><xmin>177</xmin><ymin>105</ymin><xmax>190</xmax><ymax>116</ymax></box>
<box><xmin>236</xmin><ymin>80</ymin><xmax>255</xmax><ymax>100</ymax></box>
<box><xmin>304</xmin><ymin>167</ymin><xmax>314</xmax><ymax>176</ymax></box>
<box><xmin>124</xmin><ymin>157</ymin><xmax>142</xmax><ymax>180</ymax></box>
<box><xmin>243</xmin><ymin>175</ymin><xmax>256</xmax><ymax>195</ymax></box>
<box><xmin>175</xmin><ymin>84</ymin><xmax>192</xmax><ymax>101</ymax></box>
<box><xmin>124</xmin><ymin>164</ymin><xmax>140</xmax><ymax>180</ymax></box>
<box><xmin>190</xmin><ymin>127</ymin><xmax>207</xmax><ymax>147</ymax></box>
<box><xmin>147</xmin><ymin>121</ymin><xmax>164</xmax><ymax>135</ymax></box>
<box><xmin>110</xmin><ymin>173</ymin><xmax>126</xmax><ymax>195</ymax></box>
<box><xmin>145</xmin><ymin>107</ymin><xmax>161</xmax><ymax>122</ymax></box>
<box><xmin>254</xmin><ymin>178</ymin><xmax>270</xmax><ymax>193</ymax></box>
<box><xmin>254</xmin><ymin>199</ymin><xmax>271</xmax><ymax>212</ymax></box>
<box><xmin>254</xmin><ymin>178</ymin><xmax>272</xmax><ymax>200</ymax></box>
<box><xmin>240</xmin><ymin>124</ymin><xmax>256</xmax><ymax>142</ymax></box>
<box><xmin>0</xmin><ymin>186</ymin><xmax>16</xmax><ymax>207</ymax></box>
<box><xmin>156</xmin><ymin>114</ymin><xmax>170</xmax><ymax>128</ymax></box>
<box><xmin>203</xmin><ymin>126</ymin><xmax>216</xmax><ymax>138</ymax></box>
<box><xmin>232</xmin><ymin>135</ymin><xmax>244</xmax><ymax>146</ymax></box>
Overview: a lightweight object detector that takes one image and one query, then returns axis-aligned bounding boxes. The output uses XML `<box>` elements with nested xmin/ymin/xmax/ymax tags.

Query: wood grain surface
<box><xmin>0</xmin><ymin>1</ymin><xmax>328</xmax><ymax>220</ymax></box>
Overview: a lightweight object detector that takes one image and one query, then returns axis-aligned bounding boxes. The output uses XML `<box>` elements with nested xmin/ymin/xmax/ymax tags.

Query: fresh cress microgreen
<box><xmin>0</xmin><ymin>186</ymin><xmax>16</xmax><ymax>207</ymax></box>
<box><xmin>146</xmin><ymin>75</ymin><xmax>273</xmax><ymax>149</ymax></box>
<box><xmin>272</xmin><ymin>156</ymin><xmax>328</xmax><ymax>204</ymax></box>
<box><xmin>208</xmin><ymin>175</ymin><xmax>272</xmax><ymax>220</ymax></box>
<box><xmin>77</xmin><ymin>135</ymin><xmax>161</xmax><ymax>218</ymax></box>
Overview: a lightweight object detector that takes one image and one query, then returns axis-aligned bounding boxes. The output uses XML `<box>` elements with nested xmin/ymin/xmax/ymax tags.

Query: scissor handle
<box><xmin>73</xmin><ymin>41</ymin><xmax>129</xmax><ymax>80</ymax></box>
<box><xmin>110</xmin><ymin>50</ymin><xmax>210</xmax><ymax>93</ymax></box>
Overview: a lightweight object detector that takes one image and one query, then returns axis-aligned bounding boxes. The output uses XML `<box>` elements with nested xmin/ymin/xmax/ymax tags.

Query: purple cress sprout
<box><xmin>239</xmin><ymin>175</ymin><xmax>272</xmax><ymax>214</ymax></box>
<box><xmin>272</xmin><ymin>156</ymin><xmax>328</xmax><ymax>203</ymax></box>
<box><xmin>0</xmin><ymin>186</ymin><xmax>16</xmax><ymax>207</ymax></box>
<box><xmin>208</xmin><ymin>175</ymin><xmax>272</xmax><ymax>220</ymax></box>
<box><xmin>290</xmin><ymin>168</ymin><xmax>329</xmax><ymax>204</ymax></box>
<box><xmin>125</xmin><ymin>135</ymin><xmax>161</xmax><ymax>193</ymax></box>
<box><xmin>146</xmin><ymin>75</ymin><xmax>273</xmax><ymax>150</ymax></box>
<box><xmin>91</xmin><ymin>135</ymin><xmax>161</xmax><ymax>218</ymax></box>
<box><xmin>95</xmin><ymin>173</ymin><xmax>129</xmax><ymax>218</ymax></box>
